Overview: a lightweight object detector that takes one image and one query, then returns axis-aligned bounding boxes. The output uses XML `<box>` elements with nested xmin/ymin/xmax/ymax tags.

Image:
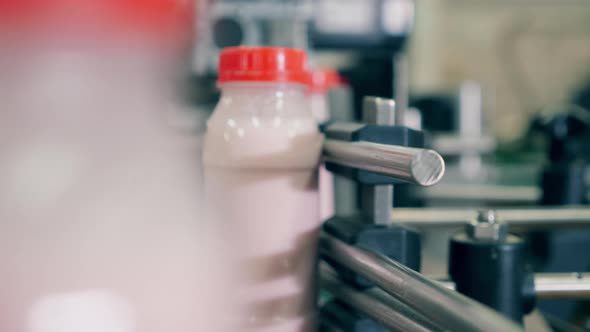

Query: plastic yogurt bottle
<box><xmin>203</xmin><ymin>47</ymin><xmax>323</xmax><ymax>331</ymax></box>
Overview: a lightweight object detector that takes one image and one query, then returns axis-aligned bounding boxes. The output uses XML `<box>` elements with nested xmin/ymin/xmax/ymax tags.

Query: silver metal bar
<box><xmin>430</xmin><ymin>273</ymin><xmax>590</xmax><ymax>300</ymax></box>
<box><xmin>330</xmin><ymin>90</ymin><xmax>359</xmax><ymax>217</ymax></box>
<box><xmin>363</xmin><ymin>96</ymin><xmax>396</xmax><ymax>126</ymax></box>
<box><xmin>392</xmin><ymin>207</ymin><xmax>590</xmax><ymax>229</ymax></box>
<box><xmin>360</xmin><ymin>96</ymin><xmax>396</xmax><ymax>225</ymax></box>
<box><xmin>535</xmin><ymin>273</ymin><xmax>590</xmax><ymax>299</ymax></box>
<box><xmin>394</xmin><ymin>54</ymin><xmax>408</xmax><ymax>126</ymax></box>
<box><xmin>361</xmin><ymin>185</ymin><xmax>393</xmax><ymax>226</ymax></box>
<box><xmin>320</xmin><ymin>264</ymin><xmax>443</xmax><ymax>332</ymax></box>
<box><xmin>320</xmin><ymin>233</ymin><xmax>524</xmax><ymax>332</ymax></box>
<box><xmin>413</xmin><ymin>183</ymin><xmax>539</xmax><ymax>204</ymax></box>
<box><xmin>323</xmin><ymin>140</ymin><xmax>445</xmax><ymax>187</ymax></box>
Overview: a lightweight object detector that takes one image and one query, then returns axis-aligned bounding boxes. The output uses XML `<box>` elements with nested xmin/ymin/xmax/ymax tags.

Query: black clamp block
<box><xmin>522</xmin><ymin>272</ymin><xmax>537</xmax><ymax>316</ymax></box>
<box><xmin>322</xmin><ymin>216</ymin><xmax>421</xmax><ymax>289</ymax></box>
<box><xmin>449</xmin><ymin>232</ymin><xmax>532</xmax><ymax>324</ymax></box>
<box><xmin>324</xmin><ymin>124</ymin><xmax>426</xmax><ymax>185</ymax></box>
<box><xmin>320</xmin><ymin>300</ymin><xmax>387</xmax><ymax>332</ymax></box>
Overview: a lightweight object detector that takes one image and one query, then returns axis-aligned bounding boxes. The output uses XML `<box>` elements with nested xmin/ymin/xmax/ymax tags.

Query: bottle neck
<box><xmin>219</xmin><ymin>81</ymin><xmax>306</xmax><ymax>96</ymax></box>
<box><xmin>211</xmin><ymin>81</ymin><xmax>313</xmax><ymax>121</ymax></box>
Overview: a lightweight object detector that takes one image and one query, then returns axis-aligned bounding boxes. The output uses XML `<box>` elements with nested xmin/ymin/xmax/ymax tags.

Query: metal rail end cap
<box><xmin>411</xmin><ymin>149</ymin><xmax>446</xmax><ymax>186</ymax></box>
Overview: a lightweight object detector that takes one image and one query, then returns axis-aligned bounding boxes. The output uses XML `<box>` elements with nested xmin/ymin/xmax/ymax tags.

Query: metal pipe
<box><xmin>413</xmin><ymin>183</ymin><xmax>539</xmax><ymax>203</ymax></box>
<box><xmin>535</xmin><ymin>273</ymin><xmax>590</xmax><ymax>299</ymax></box>
<box><xmin>430</xmin><ymin>273</ymin><xmax>590</xmax><ymax>300</ymax></box>
<box><xmin>392</xmin><ymin>207</ymin><xmax>590</xmax><ymax>229</ymax></box>
<box><xmin>323</xmin><ymin>140</ymin><xmax>445</xmax><ymax>187</ymax></box>
<box><xmin>320</xmin><ymin>264</ymin><xmax>443</xmax><ymax>332</ymax></box>
<box><xmin>320</xmin><ymin>233</ymin><xmax>523</xmax><ymax>332</ymax></box>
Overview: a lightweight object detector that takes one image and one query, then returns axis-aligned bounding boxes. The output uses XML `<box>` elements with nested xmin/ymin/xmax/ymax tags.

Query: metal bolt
<box><xmin>467</xmin><ymin>210</ymin><xmax>507</xmax><ymax>241</ymax></box>
<box><xmin>477</xmin><ymin>210</ymin><xmax>497</xmax><ymax>224</ymax></box>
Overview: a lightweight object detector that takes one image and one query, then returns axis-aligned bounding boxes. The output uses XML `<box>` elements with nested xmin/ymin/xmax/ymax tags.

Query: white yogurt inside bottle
<box><xmin>203</xmin><ymin>47</ymin><xmax>323</xmax><ymax>331</ymax></box>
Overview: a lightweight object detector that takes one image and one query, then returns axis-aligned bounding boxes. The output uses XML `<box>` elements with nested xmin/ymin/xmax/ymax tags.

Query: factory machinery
<box><xmin>190</xmin><ymin>1</ymin><xmax>590</xmax><ymax>330</ymax></box>
<box><xmin>317</xmin><ymin>96</ymin><xmax>590</xmax><ymax>332</ymax></box>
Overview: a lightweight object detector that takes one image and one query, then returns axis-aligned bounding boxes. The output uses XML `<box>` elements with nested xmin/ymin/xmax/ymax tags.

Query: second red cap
<box><xmin>307</xmin><ymin>68</ymin><xmax>345</xmax><ymax>94</ymax></box>
<box><xmin>218</xmin><ymin>47</ymin><xmax>308</xmax><ymax>84</ymax></box>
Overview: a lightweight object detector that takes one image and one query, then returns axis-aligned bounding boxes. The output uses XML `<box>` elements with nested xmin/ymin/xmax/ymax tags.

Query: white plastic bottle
<box><xmin>0</xmin><ymin>2</ymin><xmax>232</xmax><ymax>332</ymax></box>
<box><xmin>204</xmin><ymin>47</ymin><xmax>323</xmax><ymax>331</ymax></box>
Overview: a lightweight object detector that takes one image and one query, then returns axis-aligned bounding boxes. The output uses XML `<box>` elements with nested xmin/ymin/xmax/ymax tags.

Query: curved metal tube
<box><xmin>321</xmin><ymin>264</ymin><xmax>443</xmax><ymax>332</ymax></box>
<box><xmin>320</xmin><ymin>233</ymin><xmax>524</xmax><ymax>332</ymax></box>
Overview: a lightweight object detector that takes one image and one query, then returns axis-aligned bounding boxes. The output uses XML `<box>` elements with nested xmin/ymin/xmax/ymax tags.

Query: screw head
<box><xmin>467</xmin><ymin>210</ymin><xmax>507</xmax><ymax>241</ymax></box>
<box><xmin>477</xmin><ymin>210</ymin><xmax>497</xmax><ymax>224</ymax></box>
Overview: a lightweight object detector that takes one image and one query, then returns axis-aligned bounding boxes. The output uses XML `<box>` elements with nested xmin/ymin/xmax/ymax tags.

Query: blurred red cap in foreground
<box><xmin>0</xmin><ymin>0</ymin><xmax>194</xmax><ymax>47</ymax></box>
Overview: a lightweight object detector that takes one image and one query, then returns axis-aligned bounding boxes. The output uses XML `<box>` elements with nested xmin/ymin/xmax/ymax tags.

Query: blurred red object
<box><xmin>0</xmin><ymin>0</ymin><xmax>194</xmax><ymax>47</ymax></box>
<box><xmin>306</xmin><ymin>68</ymin><xmax>346</xmax><ymax>94</ymax></box>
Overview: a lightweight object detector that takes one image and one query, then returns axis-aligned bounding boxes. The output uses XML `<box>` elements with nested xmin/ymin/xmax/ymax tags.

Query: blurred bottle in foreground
<box><xmin>0</xmin><ymin>1</ymin><xmax>233</xmax><ymax>331</ymax></box>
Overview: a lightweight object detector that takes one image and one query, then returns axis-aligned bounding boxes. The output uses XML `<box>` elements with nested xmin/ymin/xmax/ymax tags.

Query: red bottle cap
<box><xmin>218</xmin><ymin>47</ymin><xmax>308</xmax><ymax>84</ymax></box>
<box><xmin>307</xmin><ymin>68</ymin><xmax>346</xmax><ymax>94</ymax></box>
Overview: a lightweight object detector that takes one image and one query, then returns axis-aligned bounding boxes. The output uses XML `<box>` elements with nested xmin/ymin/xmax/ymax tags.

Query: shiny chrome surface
<box><xmin>320</xmin><ymin>233</ymin><xmax>524</xmax><ymax>332</ymax></box>
<box><xmin>323</xmin><ymin>140</ymin><xmax>445</xmax><ymax>187</ymax></box>
<box><xmin>535</xmin><ymin>273</ymin><xmax>590</xmax><ymax>299</ymax></box>
<box><xmin>392</xmin><ymin>207</ymin><xmax>590</xmax><ymax>229</ymax></box>
<box><xmin>363</xmin><ymin>96</ymin><xmax>396</xmax><ymax>126</ymax></box>
<box><xmin>430</xmin><ymin>274</ymin><xmax>590</xmax><ymax>299</ymax></box>
<box><xmin>320</xmin><ymin>264</ymin><xmax>442</xmax><ymax>332</ymax></box>
<box><xmin>413</xmin><ymin>183</ymin><xmax>539</xmax><ymax>203</ymax></box>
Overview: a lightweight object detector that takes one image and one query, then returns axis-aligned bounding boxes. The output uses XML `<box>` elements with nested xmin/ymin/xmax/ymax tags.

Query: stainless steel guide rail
<box><xmin>322</xmin><ymin>140</ymin><xmax>446</xmax><ymax>187</ymax></box>
<box><xmin>320</xmin><ymin>232</ymin><xmax>524</xmax><ymax>332</ymax></box>
<box><xmin>391</xmin><ymin>207</ymin><xmax>590</xmax><ymax>229</ymax></box>
<box><xmin>431</xmin><ymin>274</ymin><xmax>590</xmax><ymax>300</ymax></box>
<box><xmin>320</xmin><ymin>264</ymin><xmax>443</xmax><ymax>332</ymax></box>
<box><xmin>535</xmin><ymin>273</ymin><xmax>590</xmax><ymax>299</ymax></box>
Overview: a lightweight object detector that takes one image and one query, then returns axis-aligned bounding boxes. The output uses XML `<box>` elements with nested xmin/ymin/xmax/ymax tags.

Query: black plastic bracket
<box><xmin>323</xmin><ymin>216</ymin><xmax>421</xmax><ymax>289</ymax></box>
<box><xmin>323</xmin><ymin>123</ymin><xmax>426</xmax><ymax>185</ymax></box>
